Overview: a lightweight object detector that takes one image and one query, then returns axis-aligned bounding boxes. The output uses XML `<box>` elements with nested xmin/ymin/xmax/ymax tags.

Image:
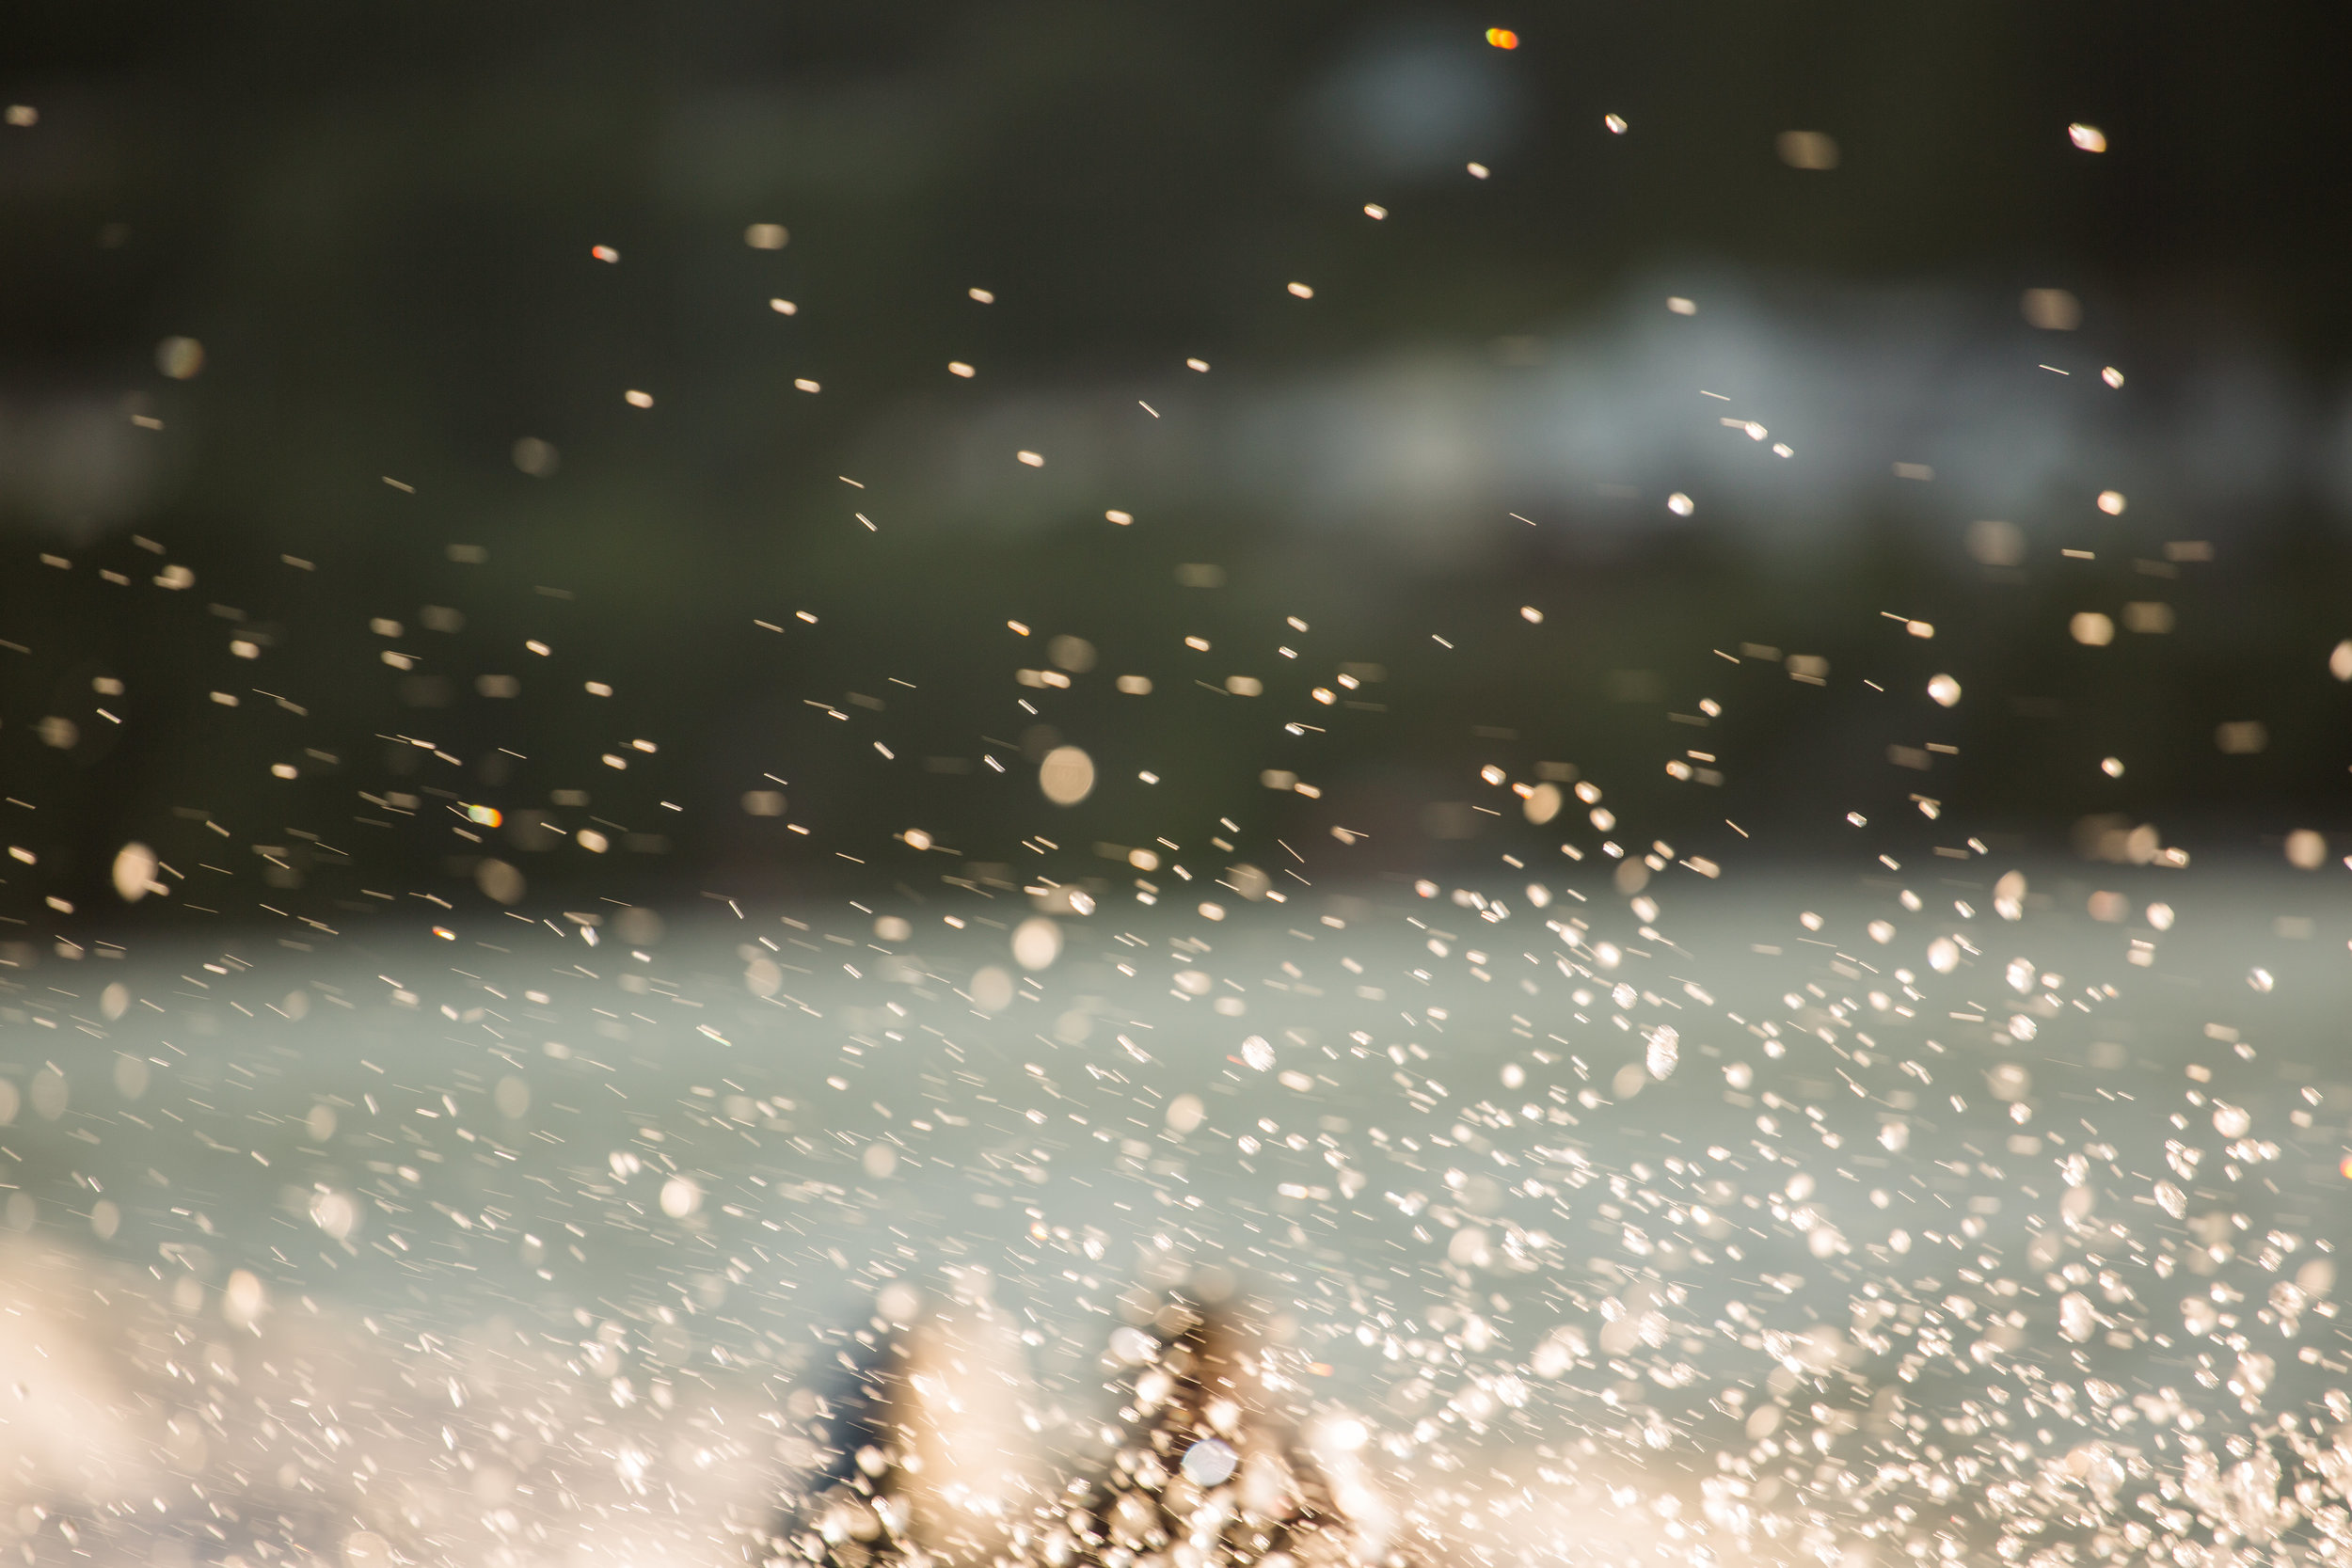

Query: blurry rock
<box><xmin>1043</xmin><ymin>1291</ymin><xmax>1402</xmax><ymax>1568</ymax></box>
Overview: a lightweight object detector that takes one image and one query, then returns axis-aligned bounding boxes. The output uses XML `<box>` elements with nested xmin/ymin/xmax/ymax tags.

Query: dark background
<box><xmin>4</xmin><ymin>0</ymin><xmax>2352</xmax><ymax>932</ymax></box>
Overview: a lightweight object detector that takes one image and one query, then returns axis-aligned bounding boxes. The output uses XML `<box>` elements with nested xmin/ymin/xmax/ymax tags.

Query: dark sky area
<box><xmin>4</xmin><ymin>1</ymin><xmax>2352</xmax><ymax>927</ymax></box>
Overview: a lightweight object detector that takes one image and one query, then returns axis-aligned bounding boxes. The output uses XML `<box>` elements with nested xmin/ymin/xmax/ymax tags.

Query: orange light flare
<box><xmin>1486</xmin><ymin>26</ymin><xmax>1518</xmax><ymax>48</ymax></box>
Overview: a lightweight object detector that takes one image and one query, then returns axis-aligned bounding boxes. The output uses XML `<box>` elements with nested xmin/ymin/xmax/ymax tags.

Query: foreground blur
<box><xmin>2</xmin><ymin>867</ymin><xmax>2347</xmax><ymax>1566</ymax></box>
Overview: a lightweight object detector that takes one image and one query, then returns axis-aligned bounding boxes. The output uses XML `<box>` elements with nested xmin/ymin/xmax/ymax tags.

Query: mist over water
<box><xmin>882</xmin><ymin>273</ymin><xmax>2352</xmax><ymax>557</ymax></box>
